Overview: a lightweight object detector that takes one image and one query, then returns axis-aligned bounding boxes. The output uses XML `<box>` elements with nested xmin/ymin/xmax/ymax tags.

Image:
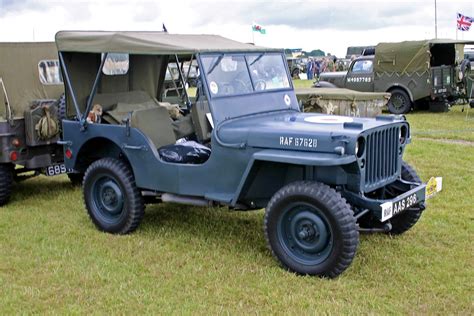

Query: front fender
<box><xmin>230</xmin><ymin>149</ymin><xmax>356</xmax><ymax>206</ymax></box>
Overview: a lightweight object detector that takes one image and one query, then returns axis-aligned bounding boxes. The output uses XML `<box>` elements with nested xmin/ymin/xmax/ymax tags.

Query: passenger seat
<box><xmin>130</xmin><ymin>107</ymin><xmax>176</xmax><ymax>148</ymax></box>
<box><xmin>191</xmin><ymin>100</ymin><xmax>212</xmax><ymax>143</ymax></box>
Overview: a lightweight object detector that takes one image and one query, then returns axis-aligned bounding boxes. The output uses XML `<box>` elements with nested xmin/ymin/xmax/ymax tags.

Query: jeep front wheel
<box><xmin>0</xmin><ymin>163</ymin><xmax>14</xmax><ymax>206</ymax></box>
<box><xmin>83</xmin><ymin>158</ymin><xmax>144</xmax><ymax>234</ymax></box>
<box><xmin>264</xmin><ymin>181</ymin><xmax>359</xmax><ymax>278</ymax></box>
<box><xmin>388</xmin><ymin>89</ymin><xmax>411</xmax><ymax>114</ymax></box>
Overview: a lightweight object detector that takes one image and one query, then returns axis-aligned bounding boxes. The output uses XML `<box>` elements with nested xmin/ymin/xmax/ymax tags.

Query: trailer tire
<box><xmin>388</xmin><ymin>88</ymin><xmax>411</xmax><ymax>114</ymax></box>
<box><xmin>264</xmin><ymin>181</ymin><xmax>359</xmax><ymax>278</ymax></box>
<box><xmin>67</xmin><ymin>173</ymin><xmax>84</xmax><ymax>186</ymax></box>
<box><xmin>0</xmin><ymin>163</ymin><xmax>14</xmax><ymax>206</ymax></box>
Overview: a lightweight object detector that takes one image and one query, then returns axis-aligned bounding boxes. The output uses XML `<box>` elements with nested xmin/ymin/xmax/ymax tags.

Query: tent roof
<box><xmin>55</xmin><ymin>31</ymin><xmax>279</xmax><ymax>54</ymax></box>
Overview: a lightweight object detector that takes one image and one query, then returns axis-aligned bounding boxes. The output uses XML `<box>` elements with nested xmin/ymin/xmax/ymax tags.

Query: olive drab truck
<box><xmin>56</xmin><ymin>31</ymin><xmax>442</xmax><ymax>278</ymax></box>
<box><xmin>0</xmin><ymin>42</ymin><xmax>68</xmax><ymax>206</ymax></box>
<box><xmin>320</xmin><ymin>39</ymin><xmax>474</xmax><ymax>114</ymax></box>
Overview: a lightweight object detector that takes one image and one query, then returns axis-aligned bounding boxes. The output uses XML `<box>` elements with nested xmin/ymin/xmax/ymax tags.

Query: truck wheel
<box><xmin>83</xmin><ymin>158</ymin><xmax>144</xmax><ymax>234</ymax></box>
<box><xmin>264</xmin><ymin>181</ymin><xmax>359</xmax><ymax>278</ymax></box>
<box><xmin>389</xmin><ymin>161</ymin><xmax>424</xmax><ymax>235</ymax></box>
<box><xmin>0</xmin><ymin>163</ymin><xmax>14</xmax><ymax>206</ymax></box>
<box><xmin>388</xmin><ymin>89</ymin><xmax>411</xmax><ymax>114</ymax></box>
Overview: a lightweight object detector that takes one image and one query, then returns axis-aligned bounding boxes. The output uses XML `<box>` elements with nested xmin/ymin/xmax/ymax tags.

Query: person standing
<box><xmin>306</xmin><ymin>58</ymin><xmax>313</xmax><ymax>80</ymax></box>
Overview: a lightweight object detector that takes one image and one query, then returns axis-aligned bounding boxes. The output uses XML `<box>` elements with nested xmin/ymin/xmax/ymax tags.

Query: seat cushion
<box><xmin>130</xmin><ymin>107</ymin><xmax>176</xmax><ymax>148</ymax></box>
<box><xmin>158</xmin><ymin>141</ymin><xmax>211</xmax><ymax>164</ymax></box>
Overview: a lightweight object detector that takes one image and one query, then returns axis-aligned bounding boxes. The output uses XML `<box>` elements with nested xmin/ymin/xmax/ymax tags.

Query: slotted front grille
<box><xmin>364</xmin><ymin>126</ymin><xmax>400</xmax><ymax>192</ymax></box>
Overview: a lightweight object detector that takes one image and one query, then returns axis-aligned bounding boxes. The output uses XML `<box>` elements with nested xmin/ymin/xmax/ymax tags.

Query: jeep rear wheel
<box><xmin>264</xmin><ymin>181</ymin><xmax>359</xmax><ymax>278</ymax></box>
<box><xmin>388</xmin><ymin>89</ymin><xmax>411</xmax><ymax>114</ymax></box>
<box><xmin>83</xmin><ymin>158</ymin><xmax>144</xmax><ymax>234</ymax></box>
<box><xmin>389</xmin><ymin>161</ymin><xmax>424</xmax><ymax>235</ymax></box>
<box><xmin>0</xmin><ymin>163</ymin><xmax>14</xmax><ymax>206</ymax></box>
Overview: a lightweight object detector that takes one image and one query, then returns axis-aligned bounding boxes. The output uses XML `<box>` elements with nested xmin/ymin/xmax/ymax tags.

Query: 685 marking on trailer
<box><xmin>45</xmin><ymin>164</ymin><xmax>72</xmax><ymax>176</ymax></box>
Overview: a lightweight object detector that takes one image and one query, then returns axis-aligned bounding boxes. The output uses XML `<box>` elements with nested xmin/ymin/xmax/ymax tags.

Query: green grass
<box><xmin>1</xmin><ymin>102</ymin><xmax>473</xmax><ymax>314</ymax></box>
<box><xmin>406</xmin><ymin>106</ymin><xmax>474</xmax><ymax>142</ymax></box>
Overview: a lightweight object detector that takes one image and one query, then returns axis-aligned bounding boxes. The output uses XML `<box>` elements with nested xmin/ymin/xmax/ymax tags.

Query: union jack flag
<box><xmin>457</xmin><ymin>13</ymin><xmax>472</xmax><ymax>31</ymax></box>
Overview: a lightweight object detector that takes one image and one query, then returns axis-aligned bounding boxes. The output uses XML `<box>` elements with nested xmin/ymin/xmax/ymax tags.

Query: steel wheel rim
<box><xmin>91</xmin><ymin>174</ymin><xmax>125</xmax><ymax>223</ymax></box>
<box><xmin>277</xmin><ymin>202</ymin><xmax>333</xmax><ymax>265</ymax></box>
<box><xmin>391</xmin><ymin>94</ymin><xmax>406</xmax><ymax>110</ymax></box>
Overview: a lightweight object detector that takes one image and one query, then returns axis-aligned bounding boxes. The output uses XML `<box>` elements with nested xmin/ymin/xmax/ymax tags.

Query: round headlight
<box><xmin>400</xmin><ymin>125</ymin><xmax>408</xmax><ymax>144</ymax></box>
<box><xmin>356</xmin><ymin>137</ymin><xmax>365</xmax><ymax>158</ymax></box>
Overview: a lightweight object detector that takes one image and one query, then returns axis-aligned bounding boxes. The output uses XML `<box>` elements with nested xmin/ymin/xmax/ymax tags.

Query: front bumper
<box><xmin>341</xmin><ymin>182</ymin><xmax>427</xmax><ymax>222</ymax></box>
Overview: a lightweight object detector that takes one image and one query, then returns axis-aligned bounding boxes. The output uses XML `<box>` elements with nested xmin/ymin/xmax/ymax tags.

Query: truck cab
<box><xmin>56</xmin><ymin>31</ymin><xmax>441</xmax><ymax>278</ymax></box>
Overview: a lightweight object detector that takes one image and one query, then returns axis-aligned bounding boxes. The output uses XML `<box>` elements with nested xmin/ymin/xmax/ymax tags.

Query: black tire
<box><xmin>83</xmin><ymin>158</ymin><xmax>144</xmax><ymax>234</ymax></box>
<box><xmin>291</xmin><ymin>68</ymin><xmax>300</xmax><ymax>79</ymax></box>
<box><xmin>389</xmin><ymin>161</ymin><xmax>424</xmax><ymax>235</ymax></box>
<box><xmin>264</xmin><ymin>181</ymin><xmax>359</xmax><ymax>278</ymax></box>
<box><xmin>67</xmin><ymin>173</ymin><xmax>84</xmax><ymax>186</ymax></box>
<box><xmin>0</xmin><ymin>163</ymin><xmax>14</xmax><ymax>206</ymax></box>
<box><xmin>388</xmin><ymin>89</ymin><xmax>412</xmax><ymax>114</ymax></box>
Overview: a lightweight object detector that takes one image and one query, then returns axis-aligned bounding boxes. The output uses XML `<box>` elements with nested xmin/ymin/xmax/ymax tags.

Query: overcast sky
<box><xmin>0</xmin><ymin>0</ymin><xmax>473</xmax><ymax>57</ymax></box>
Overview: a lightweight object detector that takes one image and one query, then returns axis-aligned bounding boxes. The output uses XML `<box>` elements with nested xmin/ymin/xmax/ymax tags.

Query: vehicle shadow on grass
<box><xmin>139</xmin><ymin>202</ymin><xmax>269</xmax><ymax>257</ymax></box>
<box><xmin>9</xmin><ymin>176</ymin><xmax>79</xmax><ymax>206</ymax></box>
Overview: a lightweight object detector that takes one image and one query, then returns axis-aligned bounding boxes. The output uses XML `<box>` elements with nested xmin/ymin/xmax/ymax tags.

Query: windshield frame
<box><xmin>198</xmin><ymin>51</ymin><xmax>293</xmax><ymax>100</ymax></box>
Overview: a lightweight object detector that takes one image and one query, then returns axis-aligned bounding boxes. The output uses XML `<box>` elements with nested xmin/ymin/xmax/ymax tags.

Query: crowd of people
<box><xmin>305</xmin><ymin>56</ymin><xmax>347</xmax><ymax>80</ymax></box>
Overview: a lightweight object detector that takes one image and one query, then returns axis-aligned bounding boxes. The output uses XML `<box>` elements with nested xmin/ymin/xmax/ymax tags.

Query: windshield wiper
<box><xmin>249</xmin><ymin>52</ymin><xmax>265</xmax><ymax>66</ymax></box>
<box><xmin>207</xmin><ymin>54</ymin><xmax>224</xmax><ymax>75</ymax></box>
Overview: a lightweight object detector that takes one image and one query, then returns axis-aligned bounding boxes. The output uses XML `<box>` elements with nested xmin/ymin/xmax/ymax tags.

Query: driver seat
<box><xmin>191</xmin><ymin>99</ymin><xmax>212</xmax><ymax>143</ymax></box>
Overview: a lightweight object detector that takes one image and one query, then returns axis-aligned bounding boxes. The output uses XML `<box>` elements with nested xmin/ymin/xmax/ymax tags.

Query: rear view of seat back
<box><xmin>130</xmin><ymin>107</ymin><xmax>176</xmax><ymax>149</ymax></box>
<box><xmin>191</xmin><ymin>100</ymin><xmax>212</xmax><ymax>143</ymax></box>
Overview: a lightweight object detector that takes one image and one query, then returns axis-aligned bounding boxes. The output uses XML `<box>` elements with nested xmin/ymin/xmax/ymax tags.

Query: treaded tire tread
<box><xmin>388</xmin><ymin>88</ymin><xmax>411</xmax><ymax>114</ymax></box>
<box><xmin>389</xmin><ymin>161</ymin><xmax>424</xmax><ymax>235</ymax></box>
<box><xmin>0</xmin><ymin>163</ymin><xmax>14</xmax><ymax>206</ymax></box>
<box><xmin>83</xmin><ymin>158</ymin><xmax>144</xmax><ymax>234</ymax></box>
<box><xmin>264</xmin><ymin>181</ymin><xmax>359</xmax><ymax>278</ymax></box>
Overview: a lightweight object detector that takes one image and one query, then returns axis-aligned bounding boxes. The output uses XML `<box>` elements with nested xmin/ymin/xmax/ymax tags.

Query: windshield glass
<box><xmin>201</xmin><ymin>53</ymin><xmax>290</xmax><ymax>97</ymax></box>
<box><xmin>247</xmin><ymin>54</ymin><xmax>290</xmax><ymax>91</ymax></box>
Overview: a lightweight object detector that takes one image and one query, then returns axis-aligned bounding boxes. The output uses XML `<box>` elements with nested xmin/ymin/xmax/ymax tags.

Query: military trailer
<box><xmin>56</xmin><ymin>31</ymin><xmax>441</xmax><ymax>277</ymax></box>
<box><xmin>295</xmin><ymin>87</ymin><xmax>390</xmax><ymax>118</ymax></box>
<box><xmin>0</xmin><ymin>42</ymin><xmax>67</xmax><ymax>206</ymax></box>
<box><xmin>321</xmin><ymin>40</ymin><xmax>474</xmax><ymax>114</ymax></box>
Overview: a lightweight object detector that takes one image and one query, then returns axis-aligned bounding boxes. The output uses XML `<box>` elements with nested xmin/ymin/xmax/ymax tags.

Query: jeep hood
<box><xmin>217</xmin><ymin>111</ymin><xmax>404</xmax><ymax>154</ymax></box>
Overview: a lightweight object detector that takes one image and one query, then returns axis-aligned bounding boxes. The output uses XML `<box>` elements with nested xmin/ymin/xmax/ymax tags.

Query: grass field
<box><xmin>0</xmin><ymin>87</ymin><xmax>473</xmax><ymax>313</ymax></box>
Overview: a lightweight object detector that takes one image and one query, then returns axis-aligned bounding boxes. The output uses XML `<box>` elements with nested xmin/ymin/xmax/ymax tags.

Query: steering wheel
<box><xmin>254</xmin><ymin>79</ymin><xmax>266</xmax><ymax>91</ymax></box>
